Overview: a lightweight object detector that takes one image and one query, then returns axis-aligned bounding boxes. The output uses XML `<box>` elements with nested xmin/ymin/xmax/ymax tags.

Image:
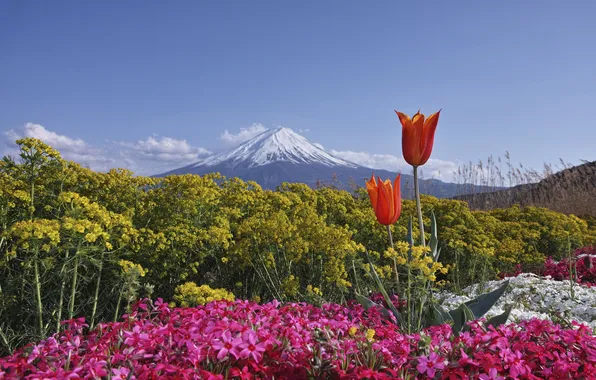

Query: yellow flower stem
<box><xmin>417</xmin><ymin>282</ymin><xmax>427</xmax><ymax>331</ymax></box>
<box><xmin>89</xmin><ymin>250</ymin><xmax>105</xmax><ymax>329</ymax></box>
<box><xmin>413</xmin><ymin>166</ymin><xmax>426</xmax><ymax>247</ymax></box>
<box><xmin>113</xmin><ymin>292</ymin><xmax>122</xmax><ymax>323</ymax></box>
<box><xmin>386</xmin><ymin>225</ymin><xmax>399</xmax><ymax>286</ymax></box>
<box><xmin>68</xmin><ymin>243</ymin><xmax>82</xmax><ymax>320</ymax></box>
<box><xmin>56</xmin><ymin>248</ymin><xmax>71</xmax><ymax>332</ymax></box>
<box><xmin>33</xmin><ymin>250</ymin><xmax>44</xmax><ymax>337</ymax></box>
<box><xmin>352</xmin><ymin>259</ymin><xmax>361</xmax><ymax>295</ymax></box>
<box><xmin>406</xmin><ymin>263</ymin><xmax>411</xmax><ymax>334</ymax></box>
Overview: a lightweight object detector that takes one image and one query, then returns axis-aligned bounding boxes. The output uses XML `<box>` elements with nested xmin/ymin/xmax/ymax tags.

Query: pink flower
<box><xmin>84</xmin><ymin>357</ymin><xmax>108</xmax><ymax>378</ymax></box>
<box><xmin>506</xmin><ymin>350</ymin><xmax>530</xmax><ymax>378</ymax></box>
<box><xmin>238</xmin><ymin>331</ymin><xmax>267</xmax><ymax>362</ymax></box>
<box><xmin>230</xmin><ymin>365</ymin><xmax>254</xmax><ymax>379</ymax></box>
<box><xmin>416</xmin><ymin>352</ymin><xmax>446</xmax><ymax>377</ymax></box>
<box><xmin>479</xmin><ymin>368</ymin><xmax>504</xmax><ymax>380</ymax></box>
<box><xmin>111</xmin><ymin>367</ymin><xmax>131</xmax><ymax>380</ymax></box>
<box><xmin>212</xmin><ymin>330</ymin><xmax>242</xmax><ymax>360</ymax></box>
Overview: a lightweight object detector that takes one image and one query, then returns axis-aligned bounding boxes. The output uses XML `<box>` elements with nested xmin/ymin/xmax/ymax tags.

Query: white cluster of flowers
<box><xmin>439</xmin><ymin>273</ymin><xmax>596</xmax><ymax>330</ymax></box>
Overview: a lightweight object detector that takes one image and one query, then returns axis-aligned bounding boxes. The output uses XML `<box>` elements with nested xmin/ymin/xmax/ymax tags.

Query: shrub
<box><xmin>173</xmin><ymin>282</ymin><xmax>235</xmax><ymax>307</ymax></box>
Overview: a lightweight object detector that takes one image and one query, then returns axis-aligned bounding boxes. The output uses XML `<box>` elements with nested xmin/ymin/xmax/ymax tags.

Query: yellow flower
<box><xmin>306</xmin><ymin>284</ymin><xmax>323</xmax><ymax>297</ymax></box>
<box><xmin>173</xmin><ymin>282</ymin><xmax>235</xmax><ymax>307</ymax></box>
<box><xmin>348</xmin><ymin>326</ymin><xmax>358</xmax><ymax>337</ymax></box>
<box><xmin>366</xmin><ymin>328</ymin><xmax>376</xmax><ymax>342</ymax></box>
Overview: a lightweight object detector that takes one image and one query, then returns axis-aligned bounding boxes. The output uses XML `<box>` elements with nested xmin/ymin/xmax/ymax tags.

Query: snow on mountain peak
<box><xmin>193</xmin><ymin>127</ymin><xmax>359</xmax><ymax>169</ymax></box>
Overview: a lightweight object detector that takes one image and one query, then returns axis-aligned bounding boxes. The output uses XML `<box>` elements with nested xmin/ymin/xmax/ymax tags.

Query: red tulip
<box><xmin>366</xmin><ymin>173</ymin><xmax>401</xmax><ymax>225</ymax></box>
<box><xmin>395</xmin><ymin>110</ymin><xmax>441</xmax><ymax>166</ymax></box>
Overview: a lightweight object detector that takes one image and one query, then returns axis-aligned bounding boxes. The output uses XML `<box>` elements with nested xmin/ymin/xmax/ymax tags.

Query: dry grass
<box><xmin>452</xmin><ymin>153</ymin><xmax>596</xmax><ymax>217</ymax></box>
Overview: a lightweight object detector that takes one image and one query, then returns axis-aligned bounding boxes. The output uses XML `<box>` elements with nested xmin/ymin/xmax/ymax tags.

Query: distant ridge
<box><xmin>157</xmin><ymin>127</ymin><xmax>495</xmax><ymax>198</ymax></box>
<box><xmin>453</xmin><ymin>161</ymin><xmax>596</xmax><ymax>217</ymax></box>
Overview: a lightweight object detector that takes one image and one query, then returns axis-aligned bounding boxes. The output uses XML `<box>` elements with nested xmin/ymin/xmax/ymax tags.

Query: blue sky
<box><xmin>1</xmin><ymin>1</ymin><xmax>595</xmax><ymax>180</ymax></box>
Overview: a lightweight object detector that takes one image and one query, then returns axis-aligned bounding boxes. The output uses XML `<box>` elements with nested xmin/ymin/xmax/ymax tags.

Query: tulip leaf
<box><xmin>464</xmin><ymin>280</ymin><xmax>510</xmax><ymax>319</ymax></box>
<box><xmin>486</xmin><ymin>305</ymin><xmax>513</xmax><ymax>329</ymax></box>
<box><xmin>406</xmin><ymin>217</ymin><xmax>414</xmax><ymax>262</ymax></box>
<box><xmin>430</xmin><ymin>210</ymin><xmax>439</xmax><ymax>262</ymax></box>
<box><xmin>355</xmin><ymin>293</ymin><xmax>393</xmax><ymax>321</ymax></box>
<box><xmin>449</xmin><ymin>303</ymin><xmax>475</xmax><ymax>335</ymax></box>
<box><xmin>425</xmin><ymin>302</ymin><xmax>453</xmax><ymax>327</ymax></box>
<box><xmin>364</xmin><ymin>249</ymin><xmax>404</xmax><ymax>328</ymax></box>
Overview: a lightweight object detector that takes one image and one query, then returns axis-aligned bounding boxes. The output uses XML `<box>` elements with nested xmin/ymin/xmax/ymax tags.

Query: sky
<box><xmin>1</xmin><ymin>1</ymin><xmax>595</xmax><ymax>181</ymax></box>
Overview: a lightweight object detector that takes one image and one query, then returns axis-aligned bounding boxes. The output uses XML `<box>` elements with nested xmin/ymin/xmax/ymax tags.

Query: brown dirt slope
<box><xmin>452</xmin><ymin>161</ymin><xmax>596</xmax><ymax>217</ymax></box>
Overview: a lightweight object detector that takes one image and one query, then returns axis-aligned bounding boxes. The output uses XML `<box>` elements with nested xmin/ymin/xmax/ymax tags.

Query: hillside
<box><xmin>453</xmin><ymin>161</ymin><xmax>596</xmax><ymax>216</ymax></box>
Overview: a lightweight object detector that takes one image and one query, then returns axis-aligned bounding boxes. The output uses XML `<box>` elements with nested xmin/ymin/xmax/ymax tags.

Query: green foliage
<box><xmin>356</xmin><ymin>217</ymin><xmax>511</xmax><ymax>335</ymax></box>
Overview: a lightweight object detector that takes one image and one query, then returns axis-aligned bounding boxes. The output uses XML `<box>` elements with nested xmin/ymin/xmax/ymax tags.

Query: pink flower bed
<box><xmin>2</xmin><ymin>299</ymin><xmax>596</xmax><ymax>379</ymax></box>
<box><xmin>500</xmin><ymin>246</ymin><xmax>596</xmax><ymax>286</ymax></box>
<box><xmin>542</xmin><ymin>246</ymin><xmax>596</xmax><ymax>286</ymax></box>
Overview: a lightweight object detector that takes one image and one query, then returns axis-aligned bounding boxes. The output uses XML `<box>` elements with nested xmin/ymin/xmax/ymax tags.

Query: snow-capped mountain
<box><xmin>192</xmin><ymin>127</ymin><xmax>358</xmax><ymax>169</ymax></box>
<box><xmin>157</xmin><ymin>127</ymin><xmax>492</xmax><ymax>197</ymax></box>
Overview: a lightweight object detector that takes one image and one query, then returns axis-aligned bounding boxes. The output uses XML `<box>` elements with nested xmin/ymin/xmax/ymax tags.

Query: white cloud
<box><xmin>220</xmin><ymin>123</ymin><xmax>268</xmax><ymax>145</ymax></box>
<box><xmin>2</xmin><ymin>123</ymin><xmax>211</xmax><ymax>176</ymax></box>
<box><xmin>299</xmin><ymin>128</ymin><xmax>310</xmax><ymax>133</ymax></box>
<box><xmin>117</xmin><ymin>136</ymin><xmax>211</xmax><ymax>162</ymax></box>
<box><xmin>22</xmin><ymin>123</ymin><xmax>87</xmax><ymax>151</ymax></box>
<box><xmin>312</xmin><ymin>142</ymin><xmax>325</xmax><ymax>150</ymax></box>
<box><xmin>329</xmin><ymin>149</ymin><xmax>459</xmax><ymax>181</ymax></box>
<box><xmin>3</xmin><ymin>123</ymin><xmax>114</xmax><ymax>169</ymax></box>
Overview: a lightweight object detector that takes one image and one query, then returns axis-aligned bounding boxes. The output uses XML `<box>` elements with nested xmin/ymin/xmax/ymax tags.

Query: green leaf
<box><xmin>430</xmin><ymin>210</ymin><xmax>439</xmax><ymax>262</ymax></box>
<box><xmin>435</xmin><ymin>247</ymin><xmax>442</xmax><ymax>262</ymax></box>
<box><xmin>425</xmin><ymin>302</ymin><xmax>453</xmax><ymax>327</ymax></box>
<box><xmin>406</xmin><ymin>217</ymin><xmax>414</xmax><ymax>262</ymax></box>
<box><xmin>435</xmin><ymin>303</ymin><xmax>454</xmax><ymax>323</ymax></box>
<box><xmin>355</xmin><ymin>293</ymin><xmax>393</xmax><ymax>321</ymax></box>
<box><xmin>449</xmin><ymin>303</ymin><xmax>475</xmax><ymax>334</ymax></box>
<box><xmin>465</xmin><ymin>280</ymin><xmax>510</xmax><ymax>319</ymax></box>
<box><xmin>364</xmin><ymin>249</ymin><xmax>404</xmax><ymax>327</ymax></box>
<box><xmin>486</xmin><ymin>305</ymin><xmax>513</xmax><ymax>328</ymax></box>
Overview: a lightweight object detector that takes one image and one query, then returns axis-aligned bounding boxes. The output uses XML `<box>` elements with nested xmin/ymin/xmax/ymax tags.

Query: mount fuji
<box><xmin>157</xmin><ymin>127</ymin><xmax>482</xmax><ymax>197</ymax></box>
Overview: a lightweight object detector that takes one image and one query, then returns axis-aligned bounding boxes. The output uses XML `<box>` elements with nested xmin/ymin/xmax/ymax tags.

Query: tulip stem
<box><xmin>413</xmin><ymin>166</ymin><xmax>426</xmax><ymax>247</ymax></box>
<box><xmin>386</xmin><ymin>225</ymin><xmax>394</xmax><ymax>249</ymax></box>
<box><xmin>386</xmin><ymin>225</ymin><xmax>400</xmax><ymax>286</ymax></box>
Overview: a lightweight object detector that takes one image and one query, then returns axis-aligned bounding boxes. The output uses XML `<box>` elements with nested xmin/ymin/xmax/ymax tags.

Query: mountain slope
<box><xmin>452</xmin><ymin>161</ymin><xmax>596</xmax><ymax>216</ymax></box>
<box><xmin>192</xmin><ymin>127</ymin><xmax>358</xmax><ymax>169</ymax></box>
<box><xmin>157</xmin><ymin>127</ymin><xmax>492</xmax><ymax>197</ymax></box>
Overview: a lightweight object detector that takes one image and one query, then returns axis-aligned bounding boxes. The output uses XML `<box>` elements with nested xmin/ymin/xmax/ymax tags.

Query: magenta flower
<box><xmin>238</xmin><ymin>331</ymin><xmax>267</xmax><ymax>362</ymax></box>
<box><xmin>111</xmin><ymin>367</ymin><xmax>131</xmax><ymax>380</ymax></box>
<box><xmin>507</xmin><ymin>350</ymin><xmax>530</xmax><ymax>377</ymax></box>
<box><xmin>212</xmin><ymin>330</ymin><xmax>242</xmax><ymax>360</ymax></box>
<box><xmin>416</xmin><ymin>352</ymin><xmax>446</xmax><ymax>377</ymax></box>
<box><xmin>479</xmin><ymin>367</ymin><xmax>504</xmax><ymax>380</ymax></box>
